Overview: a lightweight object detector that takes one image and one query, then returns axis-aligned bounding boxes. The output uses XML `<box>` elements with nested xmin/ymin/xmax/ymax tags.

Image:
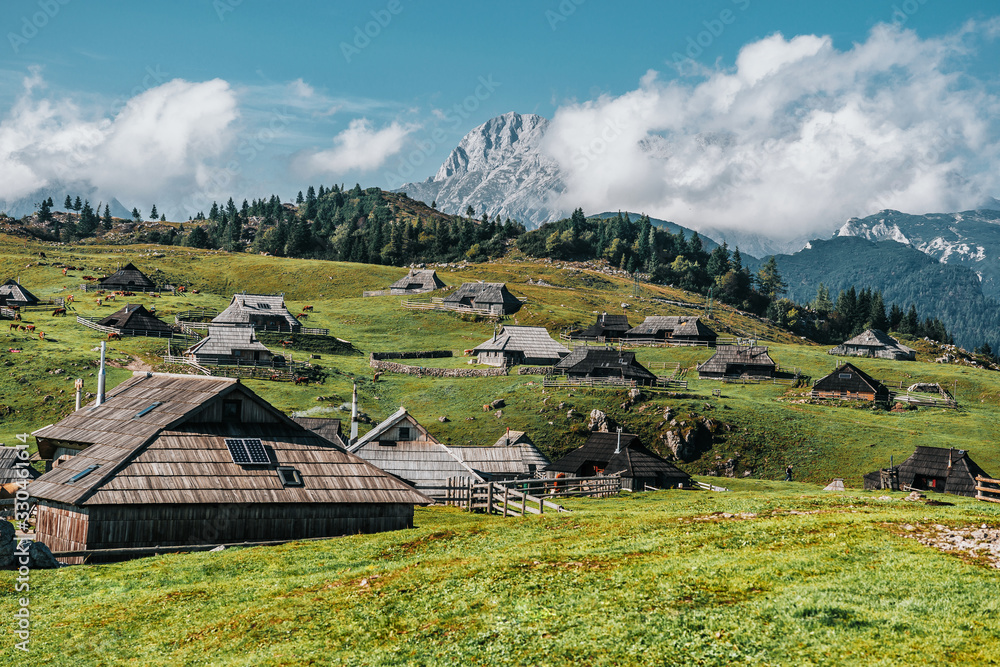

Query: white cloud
<box><xmin>542</xmin><ymin>22</ymin><xmax>1000</xmax><ymax>242</ymax></box>
<box><xmin>295</xmin><ymin>118</ymin><xmax>413</xmax><ymax>175</ymax></box>
<box><xmin>0</xmin><ymin>73</ymin><xmax>238</xmax><ymax>209</ymax></box>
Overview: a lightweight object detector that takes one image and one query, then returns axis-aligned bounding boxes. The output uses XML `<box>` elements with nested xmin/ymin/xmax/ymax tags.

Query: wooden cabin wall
<box><xmin>189</xmin><ymin>395</ymin><xmax>283</xmax><ymax>424</ymax></box>
<box><xmin>35</xmin><ymin>501</ymin><xmax>90</xmax><ymax>553</ymax></box>
<box><xmin>85</xmin><ymin>503</ymin><xmax>414</xmax><ymax>549</ymax></box>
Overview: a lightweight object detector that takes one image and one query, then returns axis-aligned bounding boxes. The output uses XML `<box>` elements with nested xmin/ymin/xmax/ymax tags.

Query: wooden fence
<box><xmin>76</xmin><ymin>315</ymin><xmax>199</xmax><ymax>341</ymax></box>
<box><xmin>161</xmin><ymin>354</ymin><xmax>309</xmax><ymax>381</ymax></box>
<box><xmin>975</xmin><ymin>476</ymin><xmax>1000</xmax><ymax>504</ymax></box>
<box><xmin>444</xmin><ymin>475</ymin><xmax>622</xmax><ymax>516</ymax></box>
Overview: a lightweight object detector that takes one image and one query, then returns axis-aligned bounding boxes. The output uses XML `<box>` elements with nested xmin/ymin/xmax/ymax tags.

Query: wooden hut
<box><xmin>28</xmin><ymin>372</ymin><xmax>430</xmax><ymax>560</ymax></box>
<box><xmin>449</xmin><ymin>431</ymin><xmax>550</xmax><ymax>481</ymax></box>
<box><xmin>443</xmin><ymin>282</ymin><xmax>523</xmax><ymax>315</ymax></box>
<box><xmin>184</xmin><ymin>325</ymin><xmax>274</xmax><ymax>366</ymax></box>
<box><xmin>291</xmin><ymin>417</ymin><xmax>345</xmax><ymax>449</ymax></box>
<box><xmin>546</xmin><ymin>432</ymin><xmax>691</xmax><ymax>491</ymax></box>
<box><xmin>98</xmin><ymin>262</ymin><xmax>157</xmax><ymax>292</ymax></box>
<box><xmin>552</xmin><ymin>347</ymin><xmax>659</xmax><ymax>386</ymax></box>
<box><xmin>97</xmin><ymin>304</ymin><xmax>174</xmax><ymax>337</ymax></box>
<box><xmin>472</xmin><ymin>326</ymin><xmax>569</xmax><ymax>367</ymax></box>
<box><xmin>347</xmin><ymin>407</ymin><xmax>482</xmax><ymax>499</ymax></box>
<box><xmin>0</xmin><ymin>279</ymin><xmax>40</xmax><ymax>307</ymax></box>
<box><xmin>829</xmin><ymin>329</ymin><xmax>916</xmax><ymax>361</ymax></box>
<box><xmin>0</xmin><ymin>446</ymin><xmax>39</xmax><ymax>499</ymax></box>
<box><xmin>571</xmin><ymin>313</ymin><xmax>631</xmax><ymax>341</ymax></box>
<box><xmin>388</xmin><ymin>269</ymin><xmax>446</xmax><ymax>295</ymax></box>
<box><xmin>212</xmin><ymin>293</ymin><xmax>302</xmax><ymax>332</ymax></box>
<box><xmin>697</xmin><ymin>344</ymin><xmax>775</xmax><ymax>379</ymax></box>
<box><xmin>624</xmin><ymin>316</ymin><xmax>717</xmax><ymax>345</ymax></box>
<box><xmin>866</xmin><ymin>446</ymin><xmax>991</xmax><ymax>497</ymax></box>
<box><xmin>811</xmin><ymin>363</ymin><xmax>889</xmax><ymax>402</ymax></box>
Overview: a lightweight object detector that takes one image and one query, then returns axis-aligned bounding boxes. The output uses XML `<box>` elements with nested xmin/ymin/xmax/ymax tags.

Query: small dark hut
<box><xmin>29</xmin><ymin>372</ymin><xmax>430</xmax><ymax>560</ymax></box>
<box><xmin>443</xmin><ymin>282</ymin><xmax>523</xmax><ymax>315</ymax></box>
<box><xmin>572</xmin><ymin>313</ymin><xmax>631</xmax><ymax>341</ymax></box>
<box><xmin>184</xmin><ymin>326</ymin><xmax>274</xmax><ymax>366</ymax></box>
<box><xmin>552</xmin><ymin>347</ymin><xmax>659</xmax><ymax>386</ymax></box>
<box><xmin>697</xmin><ymin>344</ymin><xmax>776</xmax><ymax>379</ymax></box>
<box><xmin>886</xmin><ymin>446</ymin><xmax>991</xmax><ymax>496</ymax></box>
<box><xmin>829</xmin><ymin>329</ymin><xmax>915</xmax><ymax>361</ymax></box>
<box><xmin>449</xmin><ymin>431</ymin><xmax>551</xmax><ymax>481</ymax></box>
<box><xmin>97</xmin><ymin>304</ymin><xmax>174</xmax><ymax>337</ymax></box>
<box><xmin>291</xmin><ymin>417</ymin><xmax>345</xmax><ymax>449</ymax></box>
<box><xmin>0</xmin><ymin>447</ymin><xmax>39</xmax><ymax>499</ymax></box>
<box><xmin>546</xmin><ymin>432</ymin><xmax>691</xmax><ymax>491</ymax></box>
<box><xmin>0</xmin><ymin>279</ymin><xmax>40</xmax><ymax>307</ymax></box>
<box><xmin>212</xmin><ymin>293</ymin><xmax>301</xmax><ymax>332</ymax></box>
<box><xmin>811</xmin><ymin>362</ymin><xmax>889</xmax><ymax>402</ymax></box>
<box><xmin>472</xmin><ymin>325</ymin><xmax>569</xmax><ymax>367</ymax></box>
<box><xmin>348</xmin><ymin>408</ymin><xmax>482</xmax><ymax>498</ymax></box>
<box><xmin>388</xmin><ymin>269</ymin><xmax>446</xmax><ymax>295</ymax></box>
<box><xmin>624</xmin><ymin>316</ymin><xmax>718</xmax><ymax>345</ymax></box>
<box><xmin>98</xmin><ymin>262</ymin><xmax>157</xmax><ymax>292</ymax></box>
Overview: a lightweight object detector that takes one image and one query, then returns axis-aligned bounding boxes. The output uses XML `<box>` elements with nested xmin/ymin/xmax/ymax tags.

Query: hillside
<box><xmin>774</xmin><ymin>236</ymin><xmax>1000</xmax><ymax>350</ymax></box>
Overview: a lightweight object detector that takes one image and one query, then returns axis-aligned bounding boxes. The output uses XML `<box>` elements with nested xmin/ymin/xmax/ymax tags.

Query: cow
<box><xmin>24</xmin><ymin>325</ymin><xmax>35</xmax><ymax>332</ymax></box>
<box><xmin>38</xmin><ymin>332</ymin><xmax>44</xmax><ymax>340</ymax></box>
<box><xmin>302</xmin><ymin>305</ymin><xmax>314</xmax><ymax>311</ymax></box>
<box><xmin>293</xmin><ymin>376</ymin><xmax>309</xmax><ymax>386</ymax></box>
<box><xmin>61</xmin><ymin>268</ymin><xmax>67</xmax><ymax>275</ymax></box>
<box><xmin>192</xmin><ymin>289</ymin><xmax>200</xmax><ymax>294</ymax></box>
<box><xmin>82</xmin><ymin>276</ymin><xmax>94</xmax><ymax>281</ymax></box>
<box><xmin>107</xmin><ymin>332</ymin><xmax>122</xmax><ymax>341</ymax></box>
<box><xmin>297</xmin><ymin>313</ymin><xmax>309</xmax><ymax>319</ymax></box>
<box><xmin>8</xmin><ymin>323</ymin><xmax>17</xmax><ymax>331</ymax></box>
<box><xmin>280</xmin><ymin>340</ymin><xmax>294</xmax><ymax>348</ymax></box>
<box><xmin>52</xmin><ymin>307</ymin><xmax>67</xmax><ymax>317</ymax></box>
<box><xmin>13</xmin><ymin>312</ymin><xmax>21</xmax><ymax>322</ymax></box>
<box><xmin>373</xmin><ymin>371</ymin><xmax>383</xmax><ymax>382</ymax></box>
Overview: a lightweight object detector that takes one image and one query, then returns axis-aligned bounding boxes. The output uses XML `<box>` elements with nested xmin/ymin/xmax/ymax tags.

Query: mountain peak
<box><xmin>434</xmin><ymin>112</ymin><xmax>550</xmax><ymax>181</ymax></box>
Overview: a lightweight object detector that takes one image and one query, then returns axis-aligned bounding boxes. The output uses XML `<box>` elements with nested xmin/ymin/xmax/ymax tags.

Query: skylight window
<box><xmin>69</xmin><ymin>465</ymin><xmax>99</xmax><ymax>482</ymax></box>
<box><xmin>225</xmin><ymin>438</ymin><xmax>270</xmax><ymax>465</ymax></box>
<box><xmin>134</xmin><ymin>401</ymin><xmax>163</xmax><ymax>418</ymax></box>
<box><xmin>277</xmin><ymin>466</ymin><xmax>303</xmax><ymax>487</ymax></box>
<box><xmin>257</xmin><ymin>302</ymin><xmax>271</xmax><ymax>309</ymax></box>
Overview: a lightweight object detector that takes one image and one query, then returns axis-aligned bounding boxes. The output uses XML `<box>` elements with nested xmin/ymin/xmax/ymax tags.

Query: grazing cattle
<box><xmin>13</xmin><ymin>312</ymin><xmax>21</xmax><ymax>321</ymax></box>
<box><xmin>66</xmin><ymin>295</ymin><xmax>74</xmax><ymax>303</ymax></box>
<box><xmin>25</xmin><ymin>325</ymin><xmax>35</xmax><ymax>332</ymax></box>
<box><xmin>297</xmin><ymin>313</ymin><xmax>308</xmax><ymax>319</ymax></box>
<box><xmin>82</xmin><ymin>276</ymin><xmax>94</xmax><ymax>281</ymax></box>
<box><xmin>177</xmin><ymin>286</ymin><xmax>186</xmax><ymax>293</ymax></box>
<box><xmin>293</xmin><ymin>376</ymin><xmax>309</xmax><ymax>386</ymax></box>
<box><xmin>463</xmin><ymin>349</ymin><xmax>473</xmax><ymax>356</ymax></box>
<box><xmin>96</xmin><ymin>299</ymin><xmax>102</xmax><ymax>306</ymax></box>
<box><xmin>280</xmin><ymin>340</ymin><xmax>293</xmax><ymax>348</ymax></box>
<box><xmin>38</xmin><ymin>332</ymin><xmax>44</xmax><ymax>340</ymax></box>
<box><xmin>62</xmin><ymin>268</ymin><xmax>67</xmax><ymax>275</ymax></box>
<box><xmin>107</xmin><ymin>332</ymin><xmax>122</xmax><ymax>341</ymax></box>
<box><xmin>302</xmin><ymin>305</ymin><xmax>314</xmax><ymax>311</ymax></box>
<box><xmin>8</xmin><ymin>323</ymin><xmax>17</xmax><ymax>331</ymax></box>
<box><xmin>483</xmin><ymin>404</ymin><xmax>491</xmax><ymax>412</ymax></box>
<box><xmin>151</xmin><ymin>293</ymin><xmax>160</xmax><ymax>298</ymax></box>
<box><xmin>373</xmin><ymin>371</ymin><xmax>383</xmax><ymax>382</ymax></box>
<box><xmin>192</xmin><ymin>289</ymin><xmax>200</xmax><ymax>294</ymax></box>
<box><xmin>52</xmin><ymin>308</ymin><xmax>67</xmax><ymax>317</ymax></box>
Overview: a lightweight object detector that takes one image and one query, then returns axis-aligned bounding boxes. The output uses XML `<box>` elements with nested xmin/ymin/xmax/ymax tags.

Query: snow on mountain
<box><xmin>396</xmin><ymin>112</ymin><xmax>565</xmax><ymax>227</ymax></box>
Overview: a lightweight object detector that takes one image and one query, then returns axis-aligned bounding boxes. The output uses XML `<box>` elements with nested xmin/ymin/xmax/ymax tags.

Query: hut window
<box><xmin>839</xmin><ymin>373</ymin><xmax>852</xmax><ymax>379</ymax></box>
<box><xmin>257</xmin><ymin>302</ymin><xmax>271</xmax><ymax>309</ymax></box>
<box><xmin>134</xmin><ymin>401</ymin><xmax>163</xmax><ymax>418</ymax></box>
<box><xmin>225</xmin><ymin>438</ymin><xmax>270</xmax><ymax>465</ymax></box>
<box><xmin>69</xmin><ymin>465</ymin><xmax>99</xmax><ymax>482</ymax></box>
<box><xmin>277</xmin><ymin>467</ymin><xmax>303</xmax><ymax>487</ymax></box>
<box><xmin>397</xmin><ymin>427</ymin><xmax>411</xmax><ymax>441</ymax></box>
<box><xmin>223</xmin><ymin>400</ymin><xmax>241</xmax><ymax>421</ymax></box>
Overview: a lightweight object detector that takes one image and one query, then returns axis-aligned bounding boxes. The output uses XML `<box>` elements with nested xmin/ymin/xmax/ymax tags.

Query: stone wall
<box><xmin>371</xmin><ymin>350</ymin><xmax>453</xmax><ymax>360</ymax></box>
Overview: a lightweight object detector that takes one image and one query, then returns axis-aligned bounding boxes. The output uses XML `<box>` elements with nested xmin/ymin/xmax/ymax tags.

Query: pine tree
<box><xmin>812</xmin><ymin>283</ymin><xmax>833</xmax><ymax>316</ymax></box>
<box><xmin>160</xmin><ymin>214</ymin><xmax>166</xmax><ymax>222</ymax></box>
<box><xmin>756</xmin><ymin>256</ymin><xmax>787</xmax><ymax>301</ymax></box>
<box><xmin>296</xmin><ymin>190</ymin><xmax>305</xmax><ymax>205</ymax></box>
<box><xmin>73</xmin><ymin>196</ymin><xmax>82</xmax><ymax>211</ymax></box>
<box><xmin>64</xmin><ymin>195</ymin><xmax>73</xmax><ymax>210</ymax></box>
<box><xmin>132</xmin><ymin>207</ymin><xmax>142</xmax><ymax>223</ymax></box>
<box><xmin>149</xmin><ymin>204</ymin><xmax>158</xmax><ymax>220</ymax></box>
<box><xmin>868</xmin><ymin>291</ymin><xmax>888</xmax><ymax>331</ymax></box>
<box><xmin>103</xmin><ymin>204</ymin><xmax>113</xmax><ymax>230</ymax></box>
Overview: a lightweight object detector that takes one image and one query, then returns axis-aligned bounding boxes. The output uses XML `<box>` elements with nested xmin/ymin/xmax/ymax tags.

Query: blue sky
<box><xmin>1</xmin><ymin>0</ymin><xmax>999</xmax><ymax>232</ymax></box>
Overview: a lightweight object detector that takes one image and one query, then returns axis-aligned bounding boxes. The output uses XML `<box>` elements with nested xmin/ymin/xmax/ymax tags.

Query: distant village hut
<box><xmin>184</xmin><ymin>325</ymin><xmax>274</xmax><ymax>366</ymax></box>
<box><xmin>97</xmin><ymin>304</ymin><xmax>174</xmax><ymax>337</ymax></box>
<box><xmin>29</xmin><ymin>373</ymin><xmax>430</xmax><ymax>560</ymax></box>
<box><xmin>98</xmin><ymin>262</ymin><xmax>157</xmax><ymax>292</ymax></box>
<box><xmin>1</xmin><ymin>447</ymin><xmax>39</xmax><ymax>498</ymax></box>
<box><xmin>553</xmin><ymin>347</ymin><xmax>659</xmax><ymax>386</ymax></box>
<box><xmin>472</xmin><ymin>325</ymin><xmax>569</xmax><ymax>367</ymax></box>
<box><xmin>811</xmin><ymin>363</ymin><xmax>889</xmax><ymax>403</ymax></box>
<box><xmin>624</xmin><ymin>316</ymin><xmax>718</xmax><ymax>345</ymax></box>
<box><xmin>292</xmin><ymin>417</ymin><xmax>346</xmax><ymax>449</ymax></box>
<box><xmin>829</xmin><ymin>329</ymin><xmax>916</xmax><ymax>361</ymax></box>
<box><xmin>697</xmin><ymin>344</ymin><xmax>776</xmax><ymax>379</ymax></box>
<box><xmin>212</xmin><ymin>293</ymin><xmax>302</xmax><ymax>332</ymax></box>
<box><xmin>388</xmin><ymin>269</ymin><xmax>446</xmax><ymax>295</ymax></box>
<box><xmin>443</xmin><ymin>282</ymin><xmax>523</xmax><ymax>315</ymax></box>
<box><xmin>572</xmin><ymin>313</ymin><xmax>631</xmax><ymax>341</ymax></box>
<box><xmin>449</xmin><ymin>431</ymin><xmax>551</xmax><ymax>481</ymax></box>
<box><xmin>546</xmin><ymin>432</ymin><xmax>691</xmax><ymax>492</ymax></box>
<box><xmin>347</xmin><ymin>408</ymin><xmax>482</xmax><ymax>499</ymax></box>
<box><xmin>864</xmin><ymin>446</ymin><xmax>990</xmax><ymax>497</ymax></box>
<box><xmin>0</xmin><ymin>279</ymin><xmax>40</xmax><ymax>307</ymax></box>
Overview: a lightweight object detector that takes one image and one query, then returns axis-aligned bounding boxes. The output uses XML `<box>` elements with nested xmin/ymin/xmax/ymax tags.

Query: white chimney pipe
<box><xmin>96</xmin><ymin>341</ymin><xmax>107</xmax><ymax>406</ymax></box>
<box><xmin>350</xmin><ymin>382</ymin><xmax>359</xmax><ymax>443</ymax></box>
<box><xmin>74</xmin><ymin>378</ymin><xmax>83</xmax><ymax>411</ymax></box>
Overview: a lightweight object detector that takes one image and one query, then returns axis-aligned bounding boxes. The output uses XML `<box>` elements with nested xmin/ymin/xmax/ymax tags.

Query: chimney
<box><xmin>96</xmin><ymin>341</ymin><xmax>107</xmax><ymax>406</ymax></box>
<box><xmin>614</xmin><ymin>426</ymin><xmax>623</xmax><ymax>455</ymax></box>
<box><xmin>74</xmin><ymin>378</ymin><xmax>83</xmax><ymax>411</ymax></box>
<box><xmin>948</xmin><ymin>448</ymin><xmax>953</xmax><ymax>469</ymax></box>
<box><xmin>349</xmin><ymin>382</ymin><xmax>359</xmax><ymax>444</ymax></box>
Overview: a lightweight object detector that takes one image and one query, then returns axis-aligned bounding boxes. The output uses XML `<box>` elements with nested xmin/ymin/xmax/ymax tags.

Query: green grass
<box><xmin>5</xmin><ymin>486</ymin><xmax>1000</xmax><ymax>665</ymax></box>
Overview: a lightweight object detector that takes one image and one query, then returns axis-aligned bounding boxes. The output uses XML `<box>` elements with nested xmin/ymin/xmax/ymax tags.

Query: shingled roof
<box><xmin>291</xmin><ymin>417</ymin><xmax>345</xmax><ymax>449</ymax></box>
<box><xmin>472</xmin><ymin>326</ymin><xmax>569</xmax><ymax>364</ymax></box>
<box><xmin>553</xmin><ymin>347</ymin><xmax>658</xmax><ymax>383</ymax></box>
<box><xmin>0</xmin><ymin>279</ymin><xmax>40</xmax><ymax>306</ymax></box>
<box><xmin>625</xmin><ymin>316</ymin><xmax>717</xmax><ymax>341</ymax></box>
<box><xmin>829</xmin><ymin>329</ymin><xmax>916</xmax><ymax>361</ymax></box>
<box><xmin>492</xmin><ymin>430</ymin><xmax>551</xmax><ymax>470</ymax></box>
<box><xmin>0</xmin><ymin>446</ymin><xmax>39</xmax><ymax>486</ymax></box>
<box><xmin>212</xmin><ymin>293</ymin><xmax>301</xmax><ymax>331</ymax></box>
<box><xmin>812</xmin><ymin>362</ymin><xmax>888</xmax><ymax>399</ymax></box>
<box><xmin>443</xmin><ymin>282</ymin><xmax>523</xmax><ymax>314</ymax></box>
<box><xmin>896</xmin><ymin>446</ymin><xmax>991</xmax><ymax>497</ymax></box>
<box><xmin>450</xmin><ymin>431</ymin><xmax>550</xmax><ymax>478</ymax></box>
<box><xmin>697</xmin><ymin>345</ymin><xmax>775</xmax><ymax>377</ymax></box>
<box><xmin>573</xmin><ymin>313</ymin><xmax>631</xmax><ymax>340</ymax></box>
<box><xmin>29</xmin><ymin>372</ymin><xmax>430</xmax><ymax>507</ymax></box>
<box><xmin>97</xmin><ymin>304</ymin><xmax>173</xmax><ymax>333</ymax></box>
<box><xmin>98</xmin><ymin>262</ymin><xmax>156</xmax><ymax>291</ymax></box>
<box><xmin>547</xmin><ymin>432</ymin><xmax>691</xmax><ymax>486</ymax></box>
<box><xmin>388</xmin><ymin>269</ymin><xmax>445</xmax><ymax>292</ymax></box>
<box><xmin>185</xmin><ymin>326</ymin><xmax>271</xmax><ymax>358</ymax></box>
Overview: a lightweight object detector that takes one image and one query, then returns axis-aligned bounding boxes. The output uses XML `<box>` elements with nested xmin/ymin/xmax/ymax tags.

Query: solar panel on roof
<box><xmin>225</xmin><ymin>438</ymin><xmax>270</xmax><ymax>465</ymax></box>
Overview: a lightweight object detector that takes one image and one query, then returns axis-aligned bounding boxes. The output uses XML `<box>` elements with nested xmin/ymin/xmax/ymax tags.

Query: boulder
<box><xmin>29</xmin><ymin>541</ymin><xmax>62</xmax><ymax>569</ymax></box>
<box><xmin>490</xmin><ymin>398</ymin><xmax>506</xmax><ymax>409</ymax></box>
<box><xmin>588</xmin><ymin>409</ymin><xmax>615</xmax><ymax>432</ymax></box>
<box><xmin>0</xmin><ymin>521</ymin><xmax>15</xmax><ymax>568</ymax></box>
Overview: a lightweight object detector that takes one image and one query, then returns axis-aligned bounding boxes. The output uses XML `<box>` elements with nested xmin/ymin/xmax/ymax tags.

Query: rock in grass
<box><xmin>29</xmin><ymin>541</ymin><xmax>62</xmax><ymax>569</ymax></box>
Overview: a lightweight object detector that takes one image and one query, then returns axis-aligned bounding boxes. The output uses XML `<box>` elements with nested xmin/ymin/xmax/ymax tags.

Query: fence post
<box><xmin>487</xmin><ymin>482</ymin><xmax>494</xmax><ymax>515</ymax></box>
<box><xmin>503</xmin><ymin>484</ymin><xmax>509</xmax><ymax>517</ymax></box>
<box><xmin>466</xmin><ymin>478</ymin><xmax>473</xmax><ymax>512</ymax></box>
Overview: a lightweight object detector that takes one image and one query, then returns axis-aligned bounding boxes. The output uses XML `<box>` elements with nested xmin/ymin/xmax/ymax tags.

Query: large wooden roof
<box><xmin>813</xmin><ymin>362</ymin><xmax>887</xmax><ymax>395</ymax></box>
<box><xmin>185</xmin><ymin>325</ymin><xmax>271</xmax><ymax>356</ymax></box>
<box><xmin>0</xmin><ymin>447</ymin><xmax>40</xmax><ymax>485</ymax></box>
<box><xmin>97</xmin><ymin>304</ymin><xmax>173</xmax><ymax>333</ymax></box>
<box><xmin>896</xmin><ymin>446</ymin><xmax>991</xmax><ymax>497</ymax></box>
<box><xmin>98</xmin><ymin>262</ymin><xmax>156</xmax><ymax>290</ymax></box>
<box><xmin>443</xmin><ymin>282</ymin><xmax>523</xmax><ymax>310</ymax></box>
<box><xmin>697</xmin><ymin>345</ymin><xmax>775</xmax><ymax>374</ymax></box>
<box><xmin>472</xmin><ymin>326</ymin><xmax>569</xmax><ymax>361</ymax></box>
<box><xmin>625</xmin><ymin>316</ymin><xmax>717</xmax><ymax>339</ymax></box>
<box><xmin>554</xmin><ymin>347</ymin><xmax>658</xmax><ymax>381</ymax></box>
<box><xmin>547</xmin><ymin>432</ymin><xmax>690</xmax><ymax>482</ymax></box>
<box><xmin>0</xmin><ymin>279</ymin><xmax>40</xmax><ymax>305</ymax></box>
<box><xmin>388</xmin><ymin>269</ymin><xmax>445</xmax><ymax>291</ymax></box>
<box><xmin>212</xmin><ymin>293</ymin><xmax>301</xmax><ymax>329</ymax></box>
<box><xmin>29</xmin><ymin>373</ymin><xmax>430</xmax><ymax>507</ymax></box>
